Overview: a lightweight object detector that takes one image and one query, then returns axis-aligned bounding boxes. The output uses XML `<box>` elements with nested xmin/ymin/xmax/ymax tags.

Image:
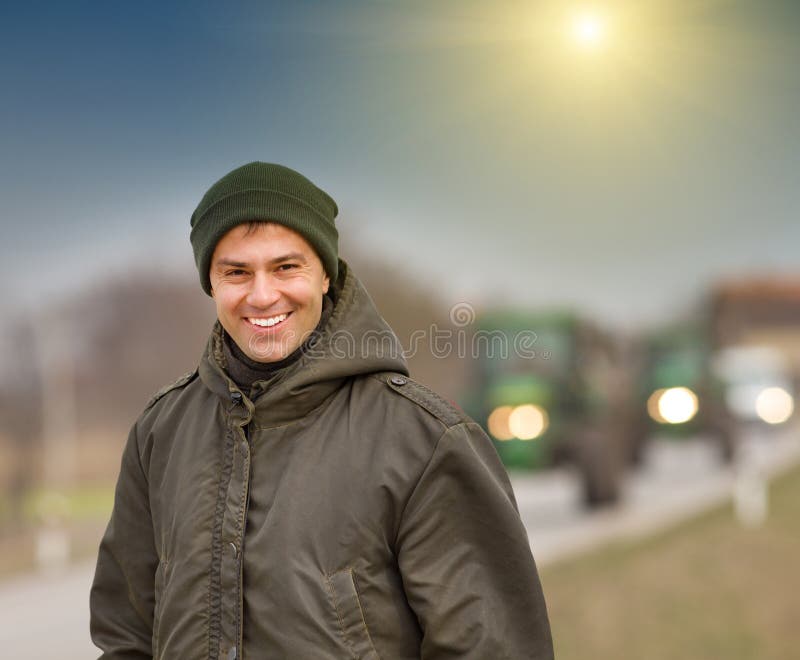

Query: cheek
<box><xmin>283</xmin><ymin>280</ymin><xmax>321</xmax><ymax>304</ymax></box>
<box><xmin>213</xmin><ymin>289</ymin><xmax>242</xmax><ymax>315</ymax></box>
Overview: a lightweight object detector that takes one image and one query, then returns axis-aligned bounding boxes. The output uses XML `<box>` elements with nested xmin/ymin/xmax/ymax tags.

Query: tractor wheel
<box><xmin>575</xmin><ymin>428</ymin><xmax>622</xmax><ymax>508</ymax></box>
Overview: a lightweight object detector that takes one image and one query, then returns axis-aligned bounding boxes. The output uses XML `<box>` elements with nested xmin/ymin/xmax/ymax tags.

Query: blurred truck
<box><xmin>709</xmin><ymin>277</ymin><xmax>799</xmax><ymax>427</ymax></box>
<box><xmin>464</xmin><ymin>310</ymin><xmax>633</xmax><ymax>508</ymax></box>
<box><xmin>711</xmin><ymin>277</ymin><xmax>800</xmax><ymax>368</ymax></box>
<box><xmin>712</xmin><ymin>345</ymin><xmax>794</xmax><ymax>427</ymax></box>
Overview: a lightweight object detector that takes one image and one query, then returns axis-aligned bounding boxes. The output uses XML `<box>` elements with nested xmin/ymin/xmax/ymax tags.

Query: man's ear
<box><xmin>322</xmin><ymin>275</ymin><xmax>330</xmax><ymax>295</ymax></box>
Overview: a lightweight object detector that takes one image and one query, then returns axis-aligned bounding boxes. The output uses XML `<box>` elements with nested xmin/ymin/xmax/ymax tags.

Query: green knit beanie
<box><xmin>190</xmin><ymin>162</ymin><xmax>339</xmax><ymax>295</ymax></box>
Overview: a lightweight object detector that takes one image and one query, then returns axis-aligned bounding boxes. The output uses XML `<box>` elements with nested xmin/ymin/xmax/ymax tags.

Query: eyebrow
<box><xmin>214</xmin><ymin>252</ymin><xmax>309</xmax><ymax>270</ymax></box>
<box><xmin>272</xmin><ymin>252</ymin><xmax>308</xmax><ymax>265</ymax></box>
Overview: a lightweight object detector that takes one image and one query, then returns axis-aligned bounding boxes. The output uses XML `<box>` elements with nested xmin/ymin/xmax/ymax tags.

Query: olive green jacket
<box><xmin>90</xmin><ymin>262</ymin><xmax>553</xmax><ymax>659</ymax></box>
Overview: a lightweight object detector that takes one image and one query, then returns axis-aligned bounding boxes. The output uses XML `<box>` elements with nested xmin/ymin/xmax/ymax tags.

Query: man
<box><xmin>90</xmin><ymin>162</ymin><xmax>553</xmax><ymax>659</ymax></box>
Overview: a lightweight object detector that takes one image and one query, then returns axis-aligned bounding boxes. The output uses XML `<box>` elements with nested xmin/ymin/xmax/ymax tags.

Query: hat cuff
<box><xmin>191</xmin><ymin>189</ymin><xmax>339</xmax><ymax>296</ymax></box>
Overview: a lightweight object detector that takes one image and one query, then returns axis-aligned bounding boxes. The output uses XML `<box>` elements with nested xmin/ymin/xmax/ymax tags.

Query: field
<box><xmin>541</xmin><ymin>463</ymin><xmax>800</xmax><ymax>660</ymax></box>
<box><xmin>0</xmin><ymin>487</ymin><xmax>113</xmax><ymax>578</ymax></box>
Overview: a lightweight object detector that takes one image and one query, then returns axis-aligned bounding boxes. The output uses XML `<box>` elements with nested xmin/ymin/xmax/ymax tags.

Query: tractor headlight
<box><xmin>755</xmin><ymin>387</ymin><xmax>794</xmax><ymax>424</ymax></box>
<box><xmin>488</xmin><ymin>404</ymin><xmax>549</xmax><ymax>440</ymax></box>
<box><xmin>509</xmin><ymin>404</ymin><xmax>549</xmax><ymax>440</ymax></box>
<box><xmin>647</xmin><ymin>387</ymin><xmax>698</xmax><ymax>424</ymax></box>
<box><xmin>488</xmin><ymin>405</ymin><xmax>515</xmax><ymax>441</ymax></box>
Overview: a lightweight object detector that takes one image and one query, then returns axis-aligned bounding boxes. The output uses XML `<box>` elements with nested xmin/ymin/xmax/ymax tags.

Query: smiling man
<box><xmin>90</xmin><ymin>162</ymin><xmax>553</xmax><ymax>659</ymax></box>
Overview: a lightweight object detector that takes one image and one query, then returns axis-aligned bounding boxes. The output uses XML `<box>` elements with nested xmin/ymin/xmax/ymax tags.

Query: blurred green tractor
<box><xmin>465</xmin><ymin>310</ymin><xmax>632</xmax><ymax>508</ymax></box>
<box><xmin>631</xmin><ymin>323</ymin><xmax>736</xmax><ymax>463</ymax></box>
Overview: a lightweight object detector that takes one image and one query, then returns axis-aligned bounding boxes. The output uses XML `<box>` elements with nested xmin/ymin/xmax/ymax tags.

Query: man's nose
<box><xmin>247</xmin><ymin>272</ymin><xmax>281</xmax><ymax>308</ymax></box>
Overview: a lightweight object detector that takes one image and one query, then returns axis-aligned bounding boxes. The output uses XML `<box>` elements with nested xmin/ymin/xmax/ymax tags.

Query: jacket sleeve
<box><xmin>396</xmin><ymin>422</ymin><xmax>554</xmax><ymax>660</ymax></box>
<box><xmin>90</xmin><ymin>421</ymin><xmax>158</xmax><ymax>659</ymax></box>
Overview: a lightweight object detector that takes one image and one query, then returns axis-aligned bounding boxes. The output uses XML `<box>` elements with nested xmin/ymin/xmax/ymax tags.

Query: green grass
<box><xmin>0</xmin><ymin>486</ymin><xmax>114</xmax><ymax>578</ymax></box>
<box><xmin>22</xmin><ymin>486</ymin><xmax>115</xmax><ymax>521</ymax></box>
<box><xmin>0</xmin><ymin>486</ymin><xmax>114</xmax><ymax>527</ymax></box>
<box><xmin>540</xmin><ymin>463</ymin><xmax>800</xmax><ymax>660</ymax></box>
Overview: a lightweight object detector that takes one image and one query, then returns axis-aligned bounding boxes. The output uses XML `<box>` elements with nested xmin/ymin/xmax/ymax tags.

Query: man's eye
<box><xmin>278</xmin><ymin>263</ymin><xmax>298</xmax><ymax>271</ymax></box>
<box><xmin>226</xmin><ymin>269</ymin><xmax>247</xmax><ymax>276</ymax></box>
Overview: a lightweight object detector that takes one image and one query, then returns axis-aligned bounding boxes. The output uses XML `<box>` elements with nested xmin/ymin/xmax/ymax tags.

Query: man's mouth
<box><xmin>246</xmin><ymin>313</ymin><xmax>291</xmax><ymax>329</ymax></box>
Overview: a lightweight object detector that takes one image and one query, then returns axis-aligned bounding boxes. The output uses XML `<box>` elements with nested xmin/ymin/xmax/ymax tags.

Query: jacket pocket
<box><xmin>324</xmin><ymin>568</ymin><xmax>380</xmax><ymax>660</ymax></box>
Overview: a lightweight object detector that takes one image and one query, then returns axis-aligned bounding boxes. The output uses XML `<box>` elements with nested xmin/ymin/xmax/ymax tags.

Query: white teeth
<box><xmin>249</xmin><ymin>314</ymin><xmax>288</xmax><ymax>327</ymax></box>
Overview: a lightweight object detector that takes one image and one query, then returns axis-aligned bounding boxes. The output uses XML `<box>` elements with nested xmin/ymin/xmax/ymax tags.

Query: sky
<box><xmin>2</xmin><ymin>0</ymin><xmax>799</xmax><ymax>329</ymax></box>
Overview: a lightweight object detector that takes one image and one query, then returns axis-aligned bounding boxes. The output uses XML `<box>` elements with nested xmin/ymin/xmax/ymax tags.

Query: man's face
<box><xmin>210</xmin><ymin>222</ymin><xmax>330</xmax><ymax>363</ymax></box>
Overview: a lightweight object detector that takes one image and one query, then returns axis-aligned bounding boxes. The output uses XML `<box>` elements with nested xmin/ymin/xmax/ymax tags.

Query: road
<box><xmin>1</xmin><ymin>429</ymin><xmax>798</xmax><ymax>659</ymax></box>
<box><xmin>516</xmin><ymin>429</ymin><xmax>800</xmax><ymax>564</ymax></box>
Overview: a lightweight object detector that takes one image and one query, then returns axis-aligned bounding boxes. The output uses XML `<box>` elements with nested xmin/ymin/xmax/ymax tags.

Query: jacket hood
<box><xmin>198</xmin><ymin>259</ymin><xmax>409</xmax><ymax>426</ymax></box>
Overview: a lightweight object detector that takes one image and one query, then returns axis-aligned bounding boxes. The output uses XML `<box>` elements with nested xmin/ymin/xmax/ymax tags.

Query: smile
<box><xmin>247</xmin><ymin>313</ymin><xmax>290</xmax><ymax>329</ymax></box>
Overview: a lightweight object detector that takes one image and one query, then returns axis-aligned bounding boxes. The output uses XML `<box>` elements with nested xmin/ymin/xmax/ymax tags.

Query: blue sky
<box><xmin>2</xmin><ymin>0</ymin><xmax>799</xmax><ymax>327</ymax></box>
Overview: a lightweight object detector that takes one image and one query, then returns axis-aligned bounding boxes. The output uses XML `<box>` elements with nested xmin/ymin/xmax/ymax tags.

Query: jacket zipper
<box><xmin>231</xmin><ymin>390</ymin><xmax>252</xmax><ymax>659</ymax></box>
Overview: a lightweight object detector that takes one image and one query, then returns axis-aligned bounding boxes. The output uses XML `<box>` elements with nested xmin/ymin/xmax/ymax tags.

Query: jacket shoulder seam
<box><xmin>371</xmin><ymin>372</ymin><xmax>467</xmax><ymax>428</ymax></box>
<box><xmin>144</xmin><ymin>368</ymin><xmax>199</xmax><ymax>411</ymax></box>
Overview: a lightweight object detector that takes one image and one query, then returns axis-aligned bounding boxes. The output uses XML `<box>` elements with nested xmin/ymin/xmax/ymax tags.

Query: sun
<box><xmin>570</xmin><ymin>10</ymin><xmax>609</xmax><ymax>50</ymax></box>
